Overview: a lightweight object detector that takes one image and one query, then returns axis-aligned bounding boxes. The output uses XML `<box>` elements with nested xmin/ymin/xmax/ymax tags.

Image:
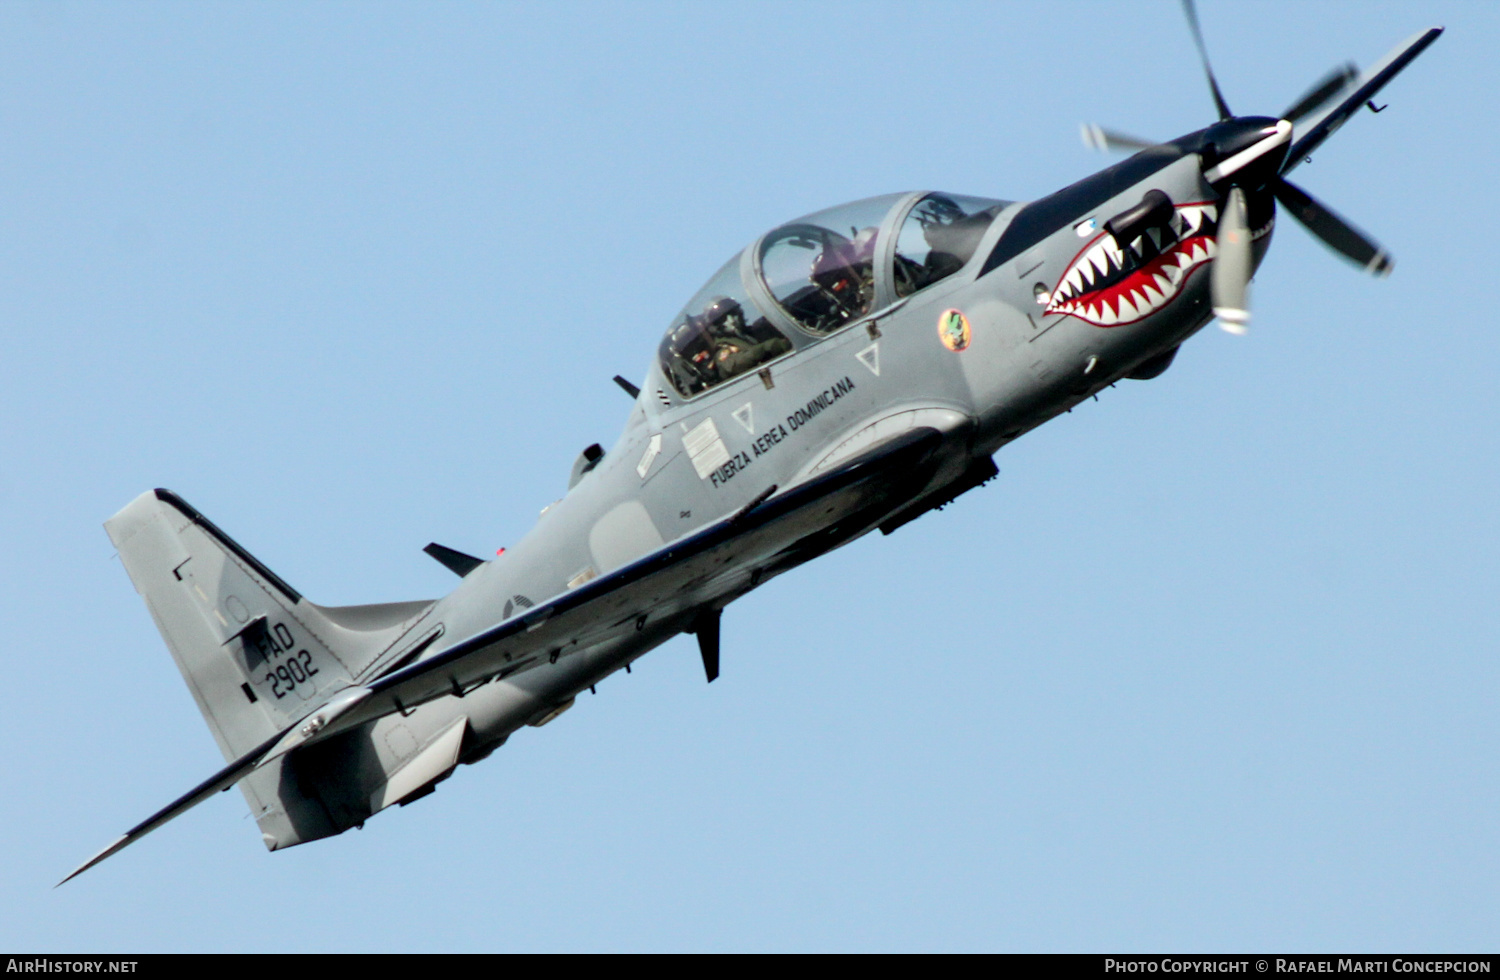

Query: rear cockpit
<box><xmin>656</xmin><ymin>192</ymin><xmax>1009</xmax><ymax>401</ymax></box>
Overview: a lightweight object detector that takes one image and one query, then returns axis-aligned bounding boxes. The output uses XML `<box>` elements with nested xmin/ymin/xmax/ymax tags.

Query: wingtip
<box><xmin>57</xmin><ymin>835</ymin><xmax>130</xmax><ymax>887</ymax></box>
<box><xmin>1413</xmin><ymin>26</ymin><xmax>1445</xmax><ymax>49</ymax></box>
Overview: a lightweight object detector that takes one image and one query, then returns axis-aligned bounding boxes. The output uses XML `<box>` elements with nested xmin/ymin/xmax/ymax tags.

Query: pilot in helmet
<box><xmin>810</xmin><ymin>227</ymin><xmax>878</xmax><ymax>319</ymax></box>
<box><xmin>702</xmin><ymin>295</ymin><xmax>790</xmax><ymax>380</ymax></box>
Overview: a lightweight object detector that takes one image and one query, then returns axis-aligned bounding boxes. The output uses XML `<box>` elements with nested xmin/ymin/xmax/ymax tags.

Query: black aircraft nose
<box><xmin>1197</xmin><ymin>116</ymin><xmax>1291</xmax><ymax>189</ymax></box>
<box><xmin>1203</xmin><ymin>116</ymin><xmax>1283</xmax><ymax>157</ymax></box>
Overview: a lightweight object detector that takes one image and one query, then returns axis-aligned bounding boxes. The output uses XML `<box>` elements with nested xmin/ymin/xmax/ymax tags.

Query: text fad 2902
<box><xmin>244</xmin><ymin>620</ymin><xmax>321</xmax><ymax>699</ymax></box>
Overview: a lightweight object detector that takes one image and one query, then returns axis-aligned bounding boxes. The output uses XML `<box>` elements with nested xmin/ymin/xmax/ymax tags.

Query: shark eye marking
<box><xmin>1045</xmin><ymin>202</ymin><xmax>1221</xmax><ymax>327</ymax></box>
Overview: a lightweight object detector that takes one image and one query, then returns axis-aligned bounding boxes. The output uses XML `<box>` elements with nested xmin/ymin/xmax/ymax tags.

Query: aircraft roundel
<box><xmin>938</xmin><ymin>309</ymin><xmax>971</xmax><ymax>352</ymax></box>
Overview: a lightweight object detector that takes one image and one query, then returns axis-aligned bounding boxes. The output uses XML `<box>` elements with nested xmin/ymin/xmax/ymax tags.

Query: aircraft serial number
<box><xmin>265</xmin><ymin>649</ymin><xmax>319</xmax><ymax>699</ymax></box>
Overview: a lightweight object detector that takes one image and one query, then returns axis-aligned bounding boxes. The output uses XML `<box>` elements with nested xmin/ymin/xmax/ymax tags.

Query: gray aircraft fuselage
<box><xmin>68</xmin><ymin>16</ymin><xmax>1442</xmax><ymax>876</ymax></box>
<box><xmin>384</xmin><ymin>146</ymin><xmax>1245</xmax><ymax>811</ymax></box>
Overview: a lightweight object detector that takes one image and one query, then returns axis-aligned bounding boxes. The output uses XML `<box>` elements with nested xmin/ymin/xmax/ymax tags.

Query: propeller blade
<box><xmin>1282</xmin><ymin>63</ymin><xmax>1359</xmax><ymax>123</ymax></box>
<box><xmin>1181</xmin><ymin>0</ymin><xmax>1233</xmax><ymax>121</ymax></box>
<box><xmin>1212</xmin><ymin>186</ymin><xmax>1252</xmax><ymax>333</ymax></box>
<box><xmin>1283</xmin><ymin>26</ymin><xmax>1443</xmax><ymax>175</ymax></box>
<box><xmin>1273</xmin><ymin>178</ymin><xmax>1393</xmax><ymax>276</ymax></box>
<box><xmin>1080</xmin><ymin>123</ymin><xmax>1157</xmax><ymax>154</ymax></box>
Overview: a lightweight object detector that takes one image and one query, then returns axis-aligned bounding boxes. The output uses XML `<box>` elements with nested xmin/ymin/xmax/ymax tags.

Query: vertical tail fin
<box><xmin>105</xmin><ymin>489</ymin><xmax>436</xmax><ymax>761</ymax></box>
<box><xmin>68</xmin><ymin>489</ymin><xmax>468</xmax><ymax>872</ymax></box>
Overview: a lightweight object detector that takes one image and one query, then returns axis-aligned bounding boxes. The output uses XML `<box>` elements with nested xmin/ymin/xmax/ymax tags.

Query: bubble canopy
<box><xmin>658</xmin><ymin>192</ymin><xmax>1008</xmax><ymax>399</ymax></box>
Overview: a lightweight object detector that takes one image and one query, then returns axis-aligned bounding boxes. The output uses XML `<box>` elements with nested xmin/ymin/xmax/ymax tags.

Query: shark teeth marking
<box><xmin>1045</xmin><ymin>201</ymin><xmax>1231</xmax><ymax>328</ymax></box>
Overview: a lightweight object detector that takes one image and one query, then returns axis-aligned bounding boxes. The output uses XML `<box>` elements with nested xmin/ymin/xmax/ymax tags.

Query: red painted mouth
<box><xmin>1045</xmin><ymin>202</ymin><xmax>1220</xmax><ymax>327</ymax></box>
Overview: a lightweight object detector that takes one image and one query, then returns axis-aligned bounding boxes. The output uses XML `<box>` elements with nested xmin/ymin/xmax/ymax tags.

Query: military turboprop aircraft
<box><xmin>63</xmin><ymin>3</ymin><xmax>1442</xmax><ymax>882</ymax></box>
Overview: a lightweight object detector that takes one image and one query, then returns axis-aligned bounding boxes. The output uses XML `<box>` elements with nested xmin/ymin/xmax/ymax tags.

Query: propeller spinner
<box><xmin>1082</xmin><ymin>0</ymin><xmax>1439</xmax><ymax>333</ymax></box>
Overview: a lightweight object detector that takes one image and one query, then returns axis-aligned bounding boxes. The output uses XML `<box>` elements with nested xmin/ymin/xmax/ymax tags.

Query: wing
<box><xmin>63</xmin><ymin>424</ymin><xmax>951</xmax><ymax>883</ymax></box>
<box><xmin>1283</xmin><ymin>27</ymin><xmax>1443</xmax><ymax>176</ymax></box>
<box><xmin>334</xmin><ymin>423</ymin><xmax>950</xmax><ymax>733</ymax></box>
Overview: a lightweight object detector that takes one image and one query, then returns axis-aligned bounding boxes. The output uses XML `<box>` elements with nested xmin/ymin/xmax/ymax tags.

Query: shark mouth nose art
<box><xmin>1045</xmin><ymin>202</ymin><xmax>1223</xmax><ymax>327</ymax></box>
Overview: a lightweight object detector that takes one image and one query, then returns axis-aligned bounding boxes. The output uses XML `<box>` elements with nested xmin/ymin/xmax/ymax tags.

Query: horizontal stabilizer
<box><xmin>60</xmin><ymin>685</ymin><xmax>374</xmax><ymax>884</ymax></box>
<box><xmin>58</xmin><ymin>728</ymin><xmax>281</xmax><ymax>886</ymax></box>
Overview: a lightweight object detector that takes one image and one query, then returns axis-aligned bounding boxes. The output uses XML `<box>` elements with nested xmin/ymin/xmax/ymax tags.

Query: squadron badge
<box><xmin>938</xmin><ymin>308</ymin><xmax>971</xmax><ymax>352</ymax></box>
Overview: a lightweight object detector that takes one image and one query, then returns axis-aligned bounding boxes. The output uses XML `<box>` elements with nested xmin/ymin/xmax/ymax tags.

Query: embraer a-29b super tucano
<box><xmin>64</xmin><ymin>4</ymin><xmax>1442</xmax><ymax>882</ymax></box>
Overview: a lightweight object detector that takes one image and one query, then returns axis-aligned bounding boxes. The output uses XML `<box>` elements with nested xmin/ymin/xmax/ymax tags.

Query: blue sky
<box><xmin>2</xmin><ymin>0</ymin><xmax>1495</xmax><ymax>952</ymax></box>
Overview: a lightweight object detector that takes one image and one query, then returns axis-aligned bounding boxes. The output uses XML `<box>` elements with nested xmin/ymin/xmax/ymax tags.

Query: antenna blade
<box><xmin>424</xmin><ymin>542</ymin><xmax>484</xmax><ymax>577</ymax></box>
<box><xmin>1080</xmin><ymin>123</ymin><xmax>1157</xmax><ymax>154</ymax></box>
<box><xmin>693</xmin><ymin>608</ymin><xmax>721</xmax><ymax>683</ymax></box>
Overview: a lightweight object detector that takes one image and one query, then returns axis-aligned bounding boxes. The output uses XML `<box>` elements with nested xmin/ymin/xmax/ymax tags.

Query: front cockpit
<box><xmin>657</xmin><ymin>192</ymin><xmax>1009</xmax><ymax>400</ymax></box>
<box><xmin>892</xmin><ymin>194</ymin><xmax>1006</xmax><ymax>297</ymax></box>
